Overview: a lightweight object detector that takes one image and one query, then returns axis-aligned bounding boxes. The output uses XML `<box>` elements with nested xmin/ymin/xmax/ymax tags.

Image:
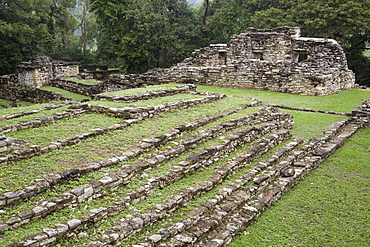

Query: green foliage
<box><xmin>204</xmin><ymin>0</ymin><xmax>253</xmax><ymax>43</ymax></box>
<box><xmin>91</xmin><ymin>0</ymin><xmax>206</xmax><ymax>73</ymax></box>
<box><xmin>230</xmin><ymin>128</ymin><xmax>370</xmax><ymax>246</ymax></box>
<box><xmin>0</xmin><ymin>0</ymin><xmax>98</xmax><ymax>74</ymax></box>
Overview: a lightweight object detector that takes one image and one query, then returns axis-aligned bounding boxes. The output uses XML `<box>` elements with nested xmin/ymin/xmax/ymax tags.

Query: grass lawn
<box><xmin>281</xmin><ymin>109</ymin><xmax>348</xmax><ymax>140</ymax></box>
<box><xmin>40</xmin><ymin>86</ymin><xmax>91</xmax><ymax>100</ymax></box>
<box><xmin>230</xmin><ymin>128</ymin><xmax>370</xmax><ymax>247</ymax></box>
<box><xmin>0</xmin><ymin>102</ymin><xmax>54</xmax><ymax>117</ymax></box>
<box><xmin>7</xmin><ymin>113</ymin><xmax>122</xmax><ymax>146</ymax></box>
<box><xmin>0</xmin><ymin>99</ymin><xmax>12</xmax><ymax>107</ymax></box>
<box><xmin>100</xmin><ymin>83</ymin><xmax>180</xmax><ymax>96</ymax></box>
<box><xmin>88</xmin><ymin>93</ymin><xmax>204</xmax><ymax>108</ymax></box>
<box><xmin>61</xmin><ymin>78</ymin><xmax>102</xmax><ymax>85</ymax></box>
<box><xmin>198</xmin><ymin>86</ymin><xmax>370</xmax><ymax>113</ymax></box>
<box><xmin>0</xmin><ymin>105</ymin><xmax>72</xmax><ymax>128</ymax></box>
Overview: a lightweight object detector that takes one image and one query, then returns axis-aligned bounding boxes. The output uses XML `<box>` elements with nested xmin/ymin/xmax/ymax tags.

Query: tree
<box><xmin>0</xmin><ymin>0</ymin><xmax>51</xmax><ymax>74</ymax></box>
<box><xmin>92</xmin><ymin>0</ymin><xmax>205</xmax><ymax>73</ymax></box>
<box><xmin>203</xmin><ymin>0</ymin><xmax>253</xmax><ymax>43</ymax></box>
<box><xmin>0</xmin><ymin>0</ymin><xmax>85</xmax><ymax>74</ymax></box>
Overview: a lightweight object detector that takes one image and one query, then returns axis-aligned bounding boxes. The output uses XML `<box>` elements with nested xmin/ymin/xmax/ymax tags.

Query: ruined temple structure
<box><xmin>14</xmin><ymin>55</ymin><xmax>79</xmax><ymax>88</ymax></box>
<box><xmin>143</xmin><ymin>26</ymin><xmax>355</xmax><ymax>95</ymax></box>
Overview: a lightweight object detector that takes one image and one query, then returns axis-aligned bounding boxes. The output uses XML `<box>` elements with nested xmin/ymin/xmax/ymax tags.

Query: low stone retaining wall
<box><xmin>0</xmin><ymin>108</ymin><xmax>87</xmax><ymax>136</ymax></box>
<box><xmin>0</xmin><ymin>102</ymin><xmax>74</xmax><ymax>121</ymax></box>
<box><xmin>268</xmin><ymin>104</ymin><xmax>350</xmax><ymax>116</ymax></box>
<box><xmin>10</xmin><ymin>116</ymin><xmax>292</xmax><ymax>246</ymax></box>
<box><xmin>49</xmin><ymin>79</ymin><xmax>98</xmax><ymax>96</ymax></box>
<box><xmin>86</xmin><ymin>92</ymin><xmax>226</xmax><ymax>119</ymax></box>
<box><xmin>95</xmin><ymin>84</ymin><xmax>197</xmax><ymax>102</ymax></box>
<box><xmin>0</xmin><ymin>85</ymin><xmax>68</xmax><ymax>103</ymax></box>
<box><xmin>0</xmin><ymin>109</ymin><xmax>291</xmax><ymax>234</ymax></box>
<box><xmin>0</xmin><ymin>92</ymin><xmax>226</xmax><ymax>167</ymax></box>
<box><xmin>0</xmin><ymin>136</ymin><xmax>26</xmax><ymax>155</ymax></box>
<box><xmin>351</xmin><ymin>99</ymin><xmax>370</xmax><ymax>127</ymax></box>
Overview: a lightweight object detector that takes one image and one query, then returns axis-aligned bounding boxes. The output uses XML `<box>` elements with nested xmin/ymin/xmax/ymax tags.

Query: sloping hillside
<box><xmin>0</xmin><ymin>84</ymin><xmax>369</xmax><ymax>246</ymax></box>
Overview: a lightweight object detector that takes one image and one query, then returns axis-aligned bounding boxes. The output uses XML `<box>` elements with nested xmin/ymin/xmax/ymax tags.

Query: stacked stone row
<box><xmin>268</xmin><ymin>104</ymin><xmax>350</xmax><ymax>116</ymax></box>
<box><xmin>0</xmin><ymin>92</ymin><xmax>226</xmax><ymax>167</ymax></box>
<box><xmin>0</xmin><ymin>93</ymin><xmax>247</xmax><ymax>209</ymax></box>
<box><xmin>86</xmin><ymin>92</ymin><xmax>225</xmax><ymax>119</ymax></box>
<box><xmin>98</xmin><ymin>130</ymin><xmax>295</xmax><ymax>246</ymax></box>
<box><xmin>351</xmin><ymin>99</ymin><xmax>370</xmax><ymax>127</ymax></box>
<box><xmin>197</xmin><ymin>122</ymin><xmax>360</xmax><ymax>247</ymax></box>
<box><xmin>10</xmin><ymin>110</ymin><xmax>293</xmax><ymax>246</ymax></box>
<box><xmin>0</xmin><ymin>101</ymin><xmax>75</xmax><ymax>121</ymax></box>
<box><xmin>0</xmin><ymin>106</ymin><xmax>285</xmax><ymax>234</ymax></box>
<box><xmin>0</xmin><ymin>108</ymin><xmax>87</xmax><ymax>136</ymax></box>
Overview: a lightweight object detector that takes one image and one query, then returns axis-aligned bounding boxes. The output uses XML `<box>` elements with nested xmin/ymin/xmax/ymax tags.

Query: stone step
<box><xmin>91</xmin><ymin>130</ymin><xmax>293</xmax><ymax>246</ymax></box>
<box><xmin>1</xmin><ymin>100</ymin><xmax>260</xmax><ymax>209</ymax></box>
<box><xmin>195</xmin><ymin>121</ymin><xmax>360</xmax><ymax>246</ymax></box>
<box><xmin>9</xmin><ymin>115</ymin><xmax>292</xmax><ymax>246</ymax></box>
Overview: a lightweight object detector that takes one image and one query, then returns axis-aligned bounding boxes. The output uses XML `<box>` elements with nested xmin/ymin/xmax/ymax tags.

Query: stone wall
<box><xmin>117</xmin><ymin>26</ymin><xmax>355</xmax><ymax>96</ymax></box>
<box><xmin>0</xmin><ymin>85</ymin><xmax>68</xmax><ymax>103</ymax></box>
<box><xmin>351</xmin><ymin>99</ymin><xmax>370</xmax><ymax>127</ymax></box>
<box><xmin>13</xmin><ymin>56</ymin><xmax>79</xmax><ymax>88</ymax></box>
<box><xmin>49</xmin><ymin>79</ymin><xmax>97</xmax><ymax>96</ymax></box>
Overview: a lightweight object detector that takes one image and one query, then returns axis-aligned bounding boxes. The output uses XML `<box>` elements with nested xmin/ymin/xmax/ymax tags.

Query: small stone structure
<box><xmin>14</xmin><ymin>55</ymin><xmax>79</xmax><ymax>88</ymax></box>
<box><xmin>135</xmin><ymin>26</ymin><xmax>355</xmax><ymax>95</ymax></box>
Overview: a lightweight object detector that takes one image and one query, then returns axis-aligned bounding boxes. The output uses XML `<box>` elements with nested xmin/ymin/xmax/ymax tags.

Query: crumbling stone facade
<box><xmin>14</xmin><ymin>56</ymin><xmax>79</xmax><ymax>88</ymax></box>
<box><xmin>138</xmin><ymin>26</ymin><xmax>355</xmax><ymax>95</ymax></box>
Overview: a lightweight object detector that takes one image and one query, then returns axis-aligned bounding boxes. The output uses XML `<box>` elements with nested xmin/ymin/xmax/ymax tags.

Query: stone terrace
<box><xmin>0</xmin><ymin>84</ymin><xmax>367</xmax><ymax>247</ymax></box>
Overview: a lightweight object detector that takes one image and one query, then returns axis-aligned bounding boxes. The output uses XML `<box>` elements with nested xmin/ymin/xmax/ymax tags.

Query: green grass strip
<box><xmin>100</xmin><ymin>83</ymin><xmax>180</xmax><ymax>96</ymax></box>
<box><xmin>88</xmin><ymin>93</ymin><xmax>203</xmax><ymax>108</ymax></box>
<box><xmin>0</xmin><ymin>105</ymin><xmax>72</xmax><ymax>128</ymax></box>
<box><xmin>198</xmin><ymin>86</ymin><xmax>370</xmax><ymax>113</ymax></box>
<box><xmin>281</xmin><ymin>109</ymin><xmax>348</xmax><ymax>140</ymax></box>
<box><xmin>0</xmin><ymin>99</ymin><xmax>12</xmax><ymax>106</ymax></box>
<box><xmin>0</xmin><ymin>103</ymin><xmax>61</xmax><ymax>117</ymax></box>
<box><xmin>40</xmin><ymin>86</ymin><xmax>91</xmax><ymax>100</ymax></box>
<box><xmin>7</xmin><ymin>113</ymin><xmax>123</xmax><ymax>146</ymax></box>
<box><xmin>229</xmin><ymin>128</ymin><xmax>370</xmax><ymax>247</ymax></box>
<box><xmin>61</xmin><ymin>78</ymin><xmax>102</xmax><ymax>85</ymax></box>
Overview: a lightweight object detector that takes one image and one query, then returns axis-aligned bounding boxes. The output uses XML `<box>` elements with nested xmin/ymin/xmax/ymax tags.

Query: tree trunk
<box><xmin>202</xmin><ymin>0</ymin><xmax>209</xmax><ymax>38</ymax></box>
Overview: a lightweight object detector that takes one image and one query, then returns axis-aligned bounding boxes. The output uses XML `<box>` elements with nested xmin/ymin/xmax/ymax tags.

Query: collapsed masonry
<box><xmin>138</xmin><ymin>26</ymin><xmax>355</xmax><ymax>96</ymax></box>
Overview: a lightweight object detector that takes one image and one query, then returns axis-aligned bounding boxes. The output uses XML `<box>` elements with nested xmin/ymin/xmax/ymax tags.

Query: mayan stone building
<box><xmin>14</xmin><ymin>56</ymin><xmax>79</xmax><ymax>88</ymax></box>
<box><xmin>142</xmin><ymin>26</ymin><xmax>355</xmax><ymax>95</ymax></box>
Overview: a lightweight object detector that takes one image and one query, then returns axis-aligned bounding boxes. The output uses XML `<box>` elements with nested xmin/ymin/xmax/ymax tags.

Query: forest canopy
<box><xmin>1</xmin><ymin>0</ymin><xmax>369</xmax><ymax>85</ymax></box>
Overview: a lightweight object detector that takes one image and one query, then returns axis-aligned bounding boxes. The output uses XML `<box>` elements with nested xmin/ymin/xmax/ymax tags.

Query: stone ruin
<box><xmin>13</xmin><ymin>55</ymin><xmax>80</xmax><ymax>88</ymax></box>
<box><xmin>140</xmin><ymin>26</ymin><xmax>355</xmax><ymax>95</ymax></box>
<box><xmin>0</xmin><ymin>26</ymin><xmax>357</xmax><ymax>103</ymax></box>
